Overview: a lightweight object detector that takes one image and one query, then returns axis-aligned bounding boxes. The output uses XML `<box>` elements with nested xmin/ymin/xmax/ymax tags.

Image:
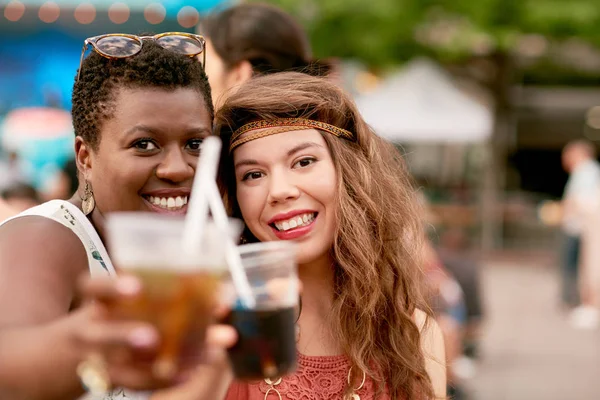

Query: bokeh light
<box><xmin>144</xmin><ymin>3</ymin><xmax>166</xmax><ymax>25</ymax></box>
<box><xmin>38</xmin><ymin>2</ymin><xmax>60</xmax><ymax>24</ymax></box>
<box><xmin>74</xmin><ymin>3</ymin><xmax>96</xmax><ymax>25</ymax></box>
<box><xmin>4</xmin><ymin>0</ymin><xmax>26</xmax><ymax>22</ymax></box>
<box><xmin>586</xmin><ymin>106</ymin><xmax>600</xmax><ymax>130</ymax></box>
<box><xmin>108</xmin><ymin>2</ymin><xmax>129</xmax><ymax>25</ymax></box>
<box><xmin>177</xmin><ymin>6</ymin><xmax>199</xmax><ymax>28</ymax></box>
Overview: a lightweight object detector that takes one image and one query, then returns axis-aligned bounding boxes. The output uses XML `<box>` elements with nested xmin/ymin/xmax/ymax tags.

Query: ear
<box><xmin>74</xmin><ymin>136</ymin><xmax>93</xmax><ymax>181</ymax></box>
<box><xmin>229</xmin><ymin>60</ymin><xmax>254</xmax><ymax>85</ymax></box>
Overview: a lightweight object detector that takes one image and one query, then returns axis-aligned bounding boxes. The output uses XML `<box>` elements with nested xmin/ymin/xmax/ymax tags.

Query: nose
<box><xmin>267</xmin><ymin>168</ymin><xmax>300</xmax><ymax>205</ymax></box>
<box><xmin>155</xmin><ymin>146</ymin><xmax>194</xmax><ymax>183</ymax></box>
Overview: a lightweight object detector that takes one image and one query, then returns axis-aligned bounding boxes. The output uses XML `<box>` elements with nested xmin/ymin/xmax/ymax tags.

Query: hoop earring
<box><xmin>81</xmin><ymin>181</ymin><xmax>96</xmax><ymax>216</ymax></box>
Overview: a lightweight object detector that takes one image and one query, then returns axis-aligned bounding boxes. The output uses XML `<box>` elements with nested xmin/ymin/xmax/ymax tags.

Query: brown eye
<box><xmin>293</xmin><ymin>157</ymin><xmax>316</xmax><ymax>169</ymax></box>
<box><xmin>186</xmin><ymin>139</ymin><xmax>203</xmax><ymax>151</ymax></box>
<box><xmin>133</xmin><ymin>139</ymin><xmax>158</xmax><ymax>151</ymax></box>
<box><xmin>242</xmin><ymin>171</ymin><xmax>264</xmax><ymax>181</ymax></box>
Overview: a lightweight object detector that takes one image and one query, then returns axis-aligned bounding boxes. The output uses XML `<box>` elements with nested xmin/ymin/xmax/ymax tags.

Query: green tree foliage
<box><xmin>266</xmin><ymin>0</ymin><xmax>600</xmax><ymax>68</ymax></box>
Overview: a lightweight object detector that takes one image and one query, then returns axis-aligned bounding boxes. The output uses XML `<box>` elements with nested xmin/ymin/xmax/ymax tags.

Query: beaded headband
<box><xmin>229</xmin><ymin>118</ymin><xmax>354</xmax><ymax>152</ymax></box>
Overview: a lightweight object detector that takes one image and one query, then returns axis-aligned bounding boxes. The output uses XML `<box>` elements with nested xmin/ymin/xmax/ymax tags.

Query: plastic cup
<box><xmin>105</xmin><ymin>212</ymin><xmax>241</xmax><ymax>379</ymax></box>
<box><xmin>224</xmin><ymin>241</ymin><xmax>299</xmax><ymax>380</ymax></box>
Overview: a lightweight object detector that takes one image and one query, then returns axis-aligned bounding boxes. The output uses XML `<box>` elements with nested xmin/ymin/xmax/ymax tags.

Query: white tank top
<box><xmin>1</xmin><ymin>200</ymin><xmax>149</xmax><ymax>400</ymax></box>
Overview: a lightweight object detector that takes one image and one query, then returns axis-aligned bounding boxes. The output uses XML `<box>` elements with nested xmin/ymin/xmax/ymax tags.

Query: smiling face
<box><xmin>233</xmin><ymin>129</ymin><xmax>338</xmax><ymax>265</ymax></box>
<box><xmin>79</xmin><ymin>87</ymin><xmax>212</xmax><ymax>216</ymax></box>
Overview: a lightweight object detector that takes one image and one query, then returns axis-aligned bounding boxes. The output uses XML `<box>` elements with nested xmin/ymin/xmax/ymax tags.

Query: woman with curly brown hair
<box><xmin>215</xmin><ymin>72</ymin><xmax>446</xmax><ymax>400</ymax></box>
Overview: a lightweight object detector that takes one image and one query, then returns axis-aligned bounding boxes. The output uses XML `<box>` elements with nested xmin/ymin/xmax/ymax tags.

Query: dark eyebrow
<box><xmin>125</xmin><ymin>125</ymin><xmax>212</xmax><ymax>137</ymax></box>
<box><xmin>234</xmin><ymin>159</ymin><xmax>260</xmax><ymax>170</ymax></box>
<box><xmin>287</xmin><ymin>142</ymin><xmax>324</xmax><ymax>156</ymax></box>
<box><xmin>125</xmin><ymin>124</ymin><xmax>159</xmax><ymax>136</ymax></box>
<box><xmin>234</xmin><ymin>142</ymin><xmax>324</xmax><ymax>171</ymax></box>
<box><xmin>187</xmin><ymin>127</ymin><xmax>212</xmax><ymax>137</ymax></box>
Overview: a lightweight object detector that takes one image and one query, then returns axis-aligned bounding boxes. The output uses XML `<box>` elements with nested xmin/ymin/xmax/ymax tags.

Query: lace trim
<box><xmin>255</xmin><ymin>353</ymin><xmax>385</xmax><ymax>400</ymax></box>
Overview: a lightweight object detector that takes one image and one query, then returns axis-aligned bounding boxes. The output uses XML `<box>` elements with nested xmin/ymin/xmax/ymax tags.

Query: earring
<box><xmin>81</xmin><ymin>181</ymin><xmax>96</xmax><ymax>216</ymax></box>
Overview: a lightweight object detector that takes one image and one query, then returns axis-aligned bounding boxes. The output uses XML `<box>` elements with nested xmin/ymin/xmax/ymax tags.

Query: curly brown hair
<box><xmin>215</xmin><ymin>72</ymin><xmax>434</xmax><ymax>399</ymax></box>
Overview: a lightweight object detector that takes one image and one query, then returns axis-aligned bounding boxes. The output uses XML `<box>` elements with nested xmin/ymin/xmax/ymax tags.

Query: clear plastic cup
<box><xmin>224</xmin><ymin>241</ymin><xmax>299</xmax><ymax>380</ymax></box>
<box><xmin>105</xmin><ymin>212</ymin><xmax>242</xmax><ymax>379</ymax></box>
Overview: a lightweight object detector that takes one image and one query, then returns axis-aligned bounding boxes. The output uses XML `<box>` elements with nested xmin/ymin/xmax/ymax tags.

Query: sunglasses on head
<box><xmin>77</xmin><ymin>32</ymin><xmax>206</xmax><ymax>81</ymax></box>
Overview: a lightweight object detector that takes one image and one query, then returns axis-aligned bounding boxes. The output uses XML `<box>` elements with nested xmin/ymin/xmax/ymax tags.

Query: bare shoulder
<box><xmin>413</xmin><ymin>308</ymin><xmax>447</xmax><ymax>399</ymax></box>
<box><xmin>0</xmin><ymin>216</ymin><xmax>88</xmax><ymax>327</ymax></box>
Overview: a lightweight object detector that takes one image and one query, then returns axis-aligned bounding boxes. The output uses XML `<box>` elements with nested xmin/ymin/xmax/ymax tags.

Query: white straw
<box><xmin>206</xmin><ymin>182</ymin><xmax>255</xmax><ymax>308</ymax></box>
<box><xmin>183</xmin><ymin>136</ymin><xmax>255</xmax><ymax>308</ymax></box>
<box><xmin>182</xmin><ymin>136</ymin><xmax>220</xmax><ymax>252</ymax></box>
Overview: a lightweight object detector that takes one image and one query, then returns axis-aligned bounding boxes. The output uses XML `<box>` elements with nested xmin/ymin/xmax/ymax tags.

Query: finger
<box><xmin>205</xmin><ymin>325</ymin><xmax>237</xmax><ymax>349</ymax></box>
<box><xmin>214</xmin><ymin>303</ymin><xmax>231</xmax><ymax>319</ymax></box>
<box><xmin>74</xmin><ymin>320</ymin><xmax>160</xmax><ymax>352</ymax></box>
<box><xmin>78</xmin><ymin>275</ymin><xmax>142</xmax><ymax>304</ymax></box>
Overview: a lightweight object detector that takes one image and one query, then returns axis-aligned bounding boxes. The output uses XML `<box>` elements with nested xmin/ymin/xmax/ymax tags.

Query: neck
<box><xmin>296</xmin><ymin>252</ymin><xmax>342</xmax><ymax>356</ymax></box>
<box><xmin>298</xmin><ymin>253</ymin><xmax>335</xmax><ymax>320</ymax></box>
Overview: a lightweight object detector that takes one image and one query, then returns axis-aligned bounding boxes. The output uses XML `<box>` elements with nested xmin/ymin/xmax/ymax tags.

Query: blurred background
<box><xmin>1</xmin><ymin>0</ymin><xmax>600</xmax><ymax>398</ymax></box>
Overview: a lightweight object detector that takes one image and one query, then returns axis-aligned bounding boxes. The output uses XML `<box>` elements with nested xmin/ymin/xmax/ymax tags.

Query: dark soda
<box><xmin>226</xmin><ymin>306</ymin><xmax>297</xmax><ymax>380</ymax></box>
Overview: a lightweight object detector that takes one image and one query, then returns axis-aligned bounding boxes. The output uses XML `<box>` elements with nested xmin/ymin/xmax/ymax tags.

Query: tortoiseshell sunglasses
<box><xmin>77</xmin><ymin>32</ymin><xmax>206</xmax><ymax>80</ymax></box>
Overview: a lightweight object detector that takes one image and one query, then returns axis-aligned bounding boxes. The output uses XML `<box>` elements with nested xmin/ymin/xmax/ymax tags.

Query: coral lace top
<box><xmin>225</xmin><ymin>352</ymin><xmax>390</xmax><ymax>400</ymax></box>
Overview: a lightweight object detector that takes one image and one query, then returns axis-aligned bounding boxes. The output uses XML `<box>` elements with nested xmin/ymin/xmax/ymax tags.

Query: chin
<box><xmin>294</xmin><ymin>242</ymin><xmax>331</xmax><ymax>266</ymax></box>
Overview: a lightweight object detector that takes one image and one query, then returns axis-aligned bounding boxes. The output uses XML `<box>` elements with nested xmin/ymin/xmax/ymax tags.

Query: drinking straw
<box><xmin>183</xmin><ymin>136</ymin><xmax>255</xmax><ymax>308</ymax></box>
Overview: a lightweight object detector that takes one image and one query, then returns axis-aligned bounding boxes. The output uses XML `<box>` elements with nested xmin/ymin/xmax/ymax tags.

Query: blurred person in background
<box><xmin>198</xmin><ymin>2</ymin><xmax>332</xmax><ymax>110</ymax></box>
<box><xmin>438</xmin><ymin>227</ymin><xmax>483</xmax><ymax>361</ymax></box>
<box><xmin>42</xmin><ymin>158</ymin><xmax>79</xmax><ymax>201</ymax></box>
<box><xmin>1</xmin><ymin>182</ymin><xmax>41</xmax><ymax>212</ymax></box>
<box><xmin>0</xmin><ymin>150</ymin><xmax>26</xmax><ymax>191</ymax></box>
<box><xmin>0</xmin><ymin>36</ymin><xmax>237</xmax><ymax>400</ymax></box>
<box><xmin>424</xmin><ymin>238</ymin><xmax>470</xmax><ymax>400</ymax></box>
<box><xmin>560</xmin><ymin>140</ymin><xmax>600</xmax><ymax>329</ymax></box>
<box><xmin>0</xmin><ymin>197</ymin><xmax>17</xmax><ymax>222</ymax></box>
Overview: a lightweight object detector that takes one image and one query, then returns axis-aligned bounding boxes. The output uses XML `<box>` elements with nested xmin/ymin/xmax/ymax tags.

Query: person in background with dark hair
<box><xmin>1</xmin><ymin>182</ymin><xmax>40</xmax><ymax>212</ymax></box>
<box><xmin>42</xmin><ymin>159</ymin><xmax>80</xmax><ymax>201</ymax></box>
<box><xmin>197</xmin><ymin>2</ymin><xmax>332</xmax><ymax>109</ymax></box>
<box><xmin>0</xmin><ymin>35</ymin><xmax>236</xmax><ymax>400</ymax></box>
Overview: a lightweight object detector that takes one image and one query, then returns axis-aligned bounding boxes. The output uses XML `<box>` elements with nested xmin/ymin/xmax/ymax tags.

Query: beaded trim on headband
<box><xmin>229</xmin><ymin>118</ymin><xmax>354</xmax><ymax>152</ymax></box>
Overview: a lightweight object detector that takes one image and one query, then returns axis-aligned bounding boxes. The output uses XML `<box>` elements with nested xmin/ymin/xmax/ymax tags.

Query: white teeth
<box><xmin>273</xmin><ymin>213</ymin><xmax>316</xmax><ymax>232</ymax></box>
<box><xmin>147</xmin><ymin>196</ymin><xmax>189</xmax><ymax>210</ymax></box>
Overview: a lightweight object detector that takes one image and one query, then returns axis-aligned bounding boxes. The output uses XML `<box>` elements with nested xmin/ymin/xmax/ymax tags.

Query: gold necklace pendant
<box><xmin>264</xmin><ymin>377</ymin><xmax>283</xmax><ymax>400</ymax></box>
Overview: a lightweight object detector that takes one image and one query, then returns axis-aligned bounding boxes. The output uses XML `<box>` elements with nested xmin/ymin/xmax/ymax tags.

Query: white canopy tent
<box><xmin>354</xmin><ymin>59</ymin><xmax>500</xmax><ymax>249</ymax></box>
<box><xmin>355</xmin><ymin>58</ymin><xmax>493</xmax><ymax>143</ymax></box>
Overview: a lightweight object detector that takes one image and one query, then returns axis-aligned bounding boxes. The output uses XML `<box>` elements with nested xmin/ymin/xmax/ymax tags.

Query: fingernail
<box><xmin>116</xmin><ymin>276</ymin><xmax>142</xmax><ymax>296</ymax></box>
<box><xmin>128</xmin><ymin>327</ymin><xmax>158</xmax><ymax>348</ymax></box>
